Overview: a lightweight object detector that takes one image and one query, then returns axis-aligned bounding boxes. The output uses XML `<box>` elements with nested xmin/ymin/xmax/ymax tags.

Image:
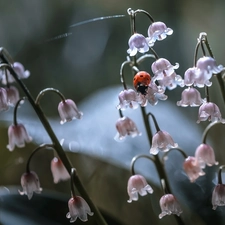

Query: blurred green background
<box><xmin>1</xmin><ymin>0</ymin><xmax>225</xmax><ymax>225</ymax></box>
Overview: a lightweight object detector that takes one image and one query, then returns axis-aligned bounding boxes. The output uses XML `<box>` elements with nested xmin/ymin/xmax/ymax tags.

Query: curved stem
<box><xmin>35</xmin><ymin>88</ymin><xmax>66</xmax><ymax>105</ymax></box>
<box><xmin>202</xmin><ymin>121</ymin><xmax>225</xmax><ymax>144</ymax></box>
<box><xmin>193</xmin><ymin>41</ymin><xmax>201</xmax><ymax>66</ymax></box>
<box><xmin>162</xmin><ymin>148</ymin><xmax>188</xmax><ymax>165</ymax></box>
<box><xmin>118</xmin><ymin>109</ymin><xmax>123</xmax><ymax>118</ymax></box>
<box><xmin>13</xmin><ymin>97</ymin><xmax>26</xmax><ymax>126</ymax></box>
<box><xmin>0</xmin><ymin>53</ymin><xmax>107</xmax><ymax>225</ymax></box>
<box><xmin>150</xmin><ymin>48</ymin><xmax>160</xmax><ymax>60</ymax></box>
<box><xmin>134</xmin><ymin>9</ymin><xmax>154</xmax><ymax>23</ymax></box>
<box><xmin>26</xmin><ymin>144</ymin><xmax>54</xmax><ymax>173</ymax></box>
<box><xmin>120</xmin><ymin>60</ymin><xmax>130</xmax><ymax>90</ymax></box>
<box><xmin>147</xmin><ymin>112</ymin><xmax>161</xmax><ymax>132</ymax></box>
<box><xmin>136</xmin><ymin>54</ymin><xmax>156</xmax><ymax>64</ymax></box>
<box><xmin>127</xmin><ymin>8</ymin><xmax>136</xmax><ymax>33</ymax></box>
<box><xmin>130</xmin><ymin>154</ymin><xmax>155</xmax><ymax>175</ymax></box>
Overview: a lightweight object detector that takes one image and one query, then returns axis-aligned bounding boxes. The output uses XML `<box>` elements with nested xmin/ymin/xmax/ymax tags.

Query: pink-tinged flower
<box><xmin>6</xmin><ymin>86</ymin><xmax>20</xmax><ymax>106</ymax></box>
<box><xmin>150</xmin><ymin>130</ymin><xmax>178</xmax><ymax>155</ymax></box>
<box><xmin>0</xmin><ymin>87</ymin><xmax>8</xmax><ymax>111</ymax></box>
<box><xmin>19</xmin><ymin>171</ymin><xmax>42</xmax><ymax>200</ymax></box>
<box><xmin>117</xmin><ymin>89</ymin><xmax>141</xmax><ymax>110</ymax></box>
<box><xmin>183</xmin><ymin>156</ymin><xmax>205</xmax><ymax>182</ymax></box>
<box><xmin>7</xmin><ymin>123</ymin><xmax>32</xmax><ymax>151</ymax></box>
<box><xmin>51</xmin><ymin>157</ymin><xmax>70</xmax><ymax>183</ymax></box>
<box><xmin>1</xmin><ymin>62</ymin><xmax>30</xmax><ymax>85</ymax></box>
<box><xmin>127</xmin><ymin>174</ymin><xmax>153</xmax><ymax>203</ymax></box>
<box><xmin>177</xmin><ymin>87</ymin><xmax>203</xmax><ymax>107</ymax></box>
<box><xmin>159</xmin><ymin>194</ymin><xmax>182</xmax><ymax>219</ymax></box>
<box><xmin>144</xmin><ymin>82</ymin><xmax>168</xmax><ymax>106</ymax></box>
<box><xmin>66</xmin><ymin>196</ymin><xmax>94</xmax><ymax>222</ymax></box>
<box><xmin>58</xmin><ymin>99</ymin><xmax>83</xmax><ymax>124</ymax></box>
<box><xmin>197</xmin><ymin>102</ymin><xmax>225</xmax><ymax>123</ymax></box>
<box><xmin>151</xmin><ymin>58</ymin><xmax>183</xmax><ymax>90</ymax></box>
<box><xmin>127</xmin><ymin>33</ymin><xmax>149</xmax><ymax>56</ymax></box>
<box><xmin>114</xmin><ymin>116</ymin><xmax>141</xmax><ymax>142</ymax></box>
<box><xmin>147</xmin><ymin>21</ymin><xmax>173</xmax><ymax>47</ymax></box>
<box><xmin>212</xmin><ymin>184</ymin><xmax>225</xmax><ymax>210</ymax></box>
<box><xmin>183</xmin><ymin>67</ymin><xmax>199</xmax><ymax>87</ymax></box>
<box><xmin>195</xmin><ymin>144</ymin><xmax>218</xmax><ymax>168</ymax></box>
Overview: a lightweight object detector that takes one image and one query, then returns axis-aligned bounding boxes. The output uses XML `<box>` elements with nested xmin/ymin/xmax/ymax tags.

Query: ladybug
<box><xmin>133</xmin><ymin>71</ymin><xmax>151</xmax><ymax>95</ymax></box>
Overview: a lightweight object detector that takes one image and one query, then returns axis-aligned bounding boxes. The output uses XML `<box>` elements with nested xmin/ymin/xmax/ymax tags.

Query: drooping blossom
<box><xmin>151</xmin><ymin>58</ymin><xmax>183</xmax><ymax>90</ymax></box>
<box><xmin>66</xmin><ymin>196</ymin><xmax>94</xmax><ymax>222</ymax></box>
<box><xmin>7</xmin><ymin>123</ymin><xmax>32</xmax><ymax>151</ymax></box>
<box><xmin>19</xmin><ymin>171</ymin><xmax>42</xmax><ymax>200</ymax></box>
<box><xmin>0</xmin><ymin>87</ymin><xmax>8</xmax><ymax>111</ymax></box>
<box><xmin>195</xmin><ymin>143</ymin><xmax>218</xmax><ymax>168</ymax></box>
<box><xmin>177</xmin><ymin>87</ymin><xmax>203</xmax><ymax>107</ymax></box>
<box><xmin>183</xmin><ymin>156</ymin><xmax>205</xmax><ymax>182</ymax></box>
<box><xmin>212</xmin><ymin>184</ymin><xmax>225</xmax><ymax>210</ymax></box>
<box><xmin>197</xmin><ymin>102</ymin><xmax>225</xmax><ymax>123</ymax></box>
<box><xmin>144</xmin><ymin>82</ymin><xmax>168</xmax><ymax>106</ymax></box>
<box><xmin>58</xmin><ymin>99</ymin><xmax>83</xmax><ymax>124</ymax></box>
<box><xmin>150</xmin><ymin>130</ymin><xmax>178</xmax><ymax>155</ymax></box>
<box><xmin>183</xmin><ymin>67</ymin><xmax>200</xmax><ymax>87</ymax></box>
<box><xmin>196</xmin><ymin>56</ymin><xmax>223</xmax><ymax>87</ymax></box>
<box><xmin>117</xmin><ymin>89</ymin><xmax>141</xmax><ymax>110</ymax></box>
<box><xmin>6</xmin><ymin>86</ymin><xmax>20</xmax><ymax>106</ymax></box>
<box><xmin>114</xmin><ymin>116</ymin><xmax>141</xmax><ymax>141</ymax></box>
<box><xmin>51</xmin><ymin>157</ymin><xmax>70</xmax><ymax>183</ymax></box>
<box><xmin>127</xmin><ymin>174</ymin><xmax>153</xmax><ymax>203</ymax></box>
<box><xmin>147</xmin><ymin>21</ymin><xmax>173</xmax><ymax>47</ymax></box>
<box><xmin>127</xmin><ymin>33</ymin><xmax>149</xmax><ymax>56</ymax></box>
<box><xmin>159</xmin><ymin>194</ymin><xmax>182</xmax><ymax>219</ymax></box>
<box><xmin>1</xmin><ymin>62</ymin><xmax>30</xmax><ymax>85</ymax></box>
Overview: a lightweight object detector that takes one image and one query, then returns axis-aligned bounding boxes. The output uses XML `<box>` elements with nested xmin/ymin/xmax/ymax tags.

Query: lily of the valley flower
<box><xmin>183</xmin><ymin>156</ymin><xmax>205</xmax><ymax>182</ymax></box>
<box><xmin>150</xmin><ymin>130</ymin><xmax>178</xmax><ymax>155</ymax></box>
<box><xmin>197</xmin><ymin>102</ymin><xmax>225</xmax><ymax>123</ymax></box>
<box><xmin>127</xmin><ymin>174</ymin><xmax>153</xmax><ymax>203</ymax></box>
<box><xmin>0</xmin><ymin>87</ymin><xmax>8</xmax><ymax>111</ymax></box>
<box><xmin>151</xmin><ymin>58</ymin><xmax>183</xmax><ymax>90</ymax></box>
<box><xmin>58</xmin><ymin>99</ymin><xmax>83</xmax><ymax>124</ymax></box>
<box><xmin>159</xmin><ymin>194</ymin><xmax>182</xmax><ymax>219</ymax></box>
<box><xmin>114</xmin><ymin>116</ymin><xmax>141</xmax><ymax>141</ymax></box>
<box><xmin>66</xmin><ymin>196</ymin><xmax>94</xmax><ymax>222</ymax></box>
<box><xmin>51</xmin><ymin>157</ymin><xmax>70</xmax><ymax>183</ymax></box>
<box><xmin>147</xmin><ymin>21</ymin><xmax>173</xmax><ymax>47</ymax></box>
<box><xmin>1</xmin><ymin>62</ymin><xmax>30</xmax><ymax>85</ymax></box>
<box><xmin>19</xmin><ymin>171</ymin><xmax>42</xmax><ymax>200</ymax></box>
<box><xmin>195</xmin><ymin>143</ymin><xmax>218</xmax><ymax>168</ymax></box>
<box><xmin>144</xmin><ymin>82</ymin><xmax>168</xmax><ymax>106</ymax></box>
<box><xmin>117</xmin><ymin>89</ymin><xmax>141</xmax><ymax>110</ymax></box>
<box><xmin>177</xmin><ymin>87</ymin><xmax>203</xmax><ymax>107</ymax></box>
<box><xmin>6</xmin><ymin>86</ymin><xmax>20</xmax><ymax>106</ymax></box>
<box><xmin>7</xmin><ymin>123</ymin><xmax>32</xmax><ymax>151</ymax></box>
<box><xmin>127</xmin><ymin>33</ymin><xmax>149</xmax><ymax>56</ymax></box>
<box><xmin>212</xmin><ymin>184</ymin><xmax>225</xmax><ymax>210</ymax></box>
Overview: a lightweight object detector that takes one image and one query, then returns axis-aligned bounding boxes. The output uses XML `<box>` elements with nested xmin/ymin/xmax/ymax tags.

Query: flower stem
<box><xmin>218</xmin><ymin>165</ymin><xmax>225</xmax><ymax>184</ymax></box>
<box><xmin>0</xmin><ymin>51</ymin><xmax>108</xmax><ymax>225</ymax></box>
<box><xmin>13</xmin><ymin>97</ymin><xmax>26</xmax><ymax>126</ymax></box>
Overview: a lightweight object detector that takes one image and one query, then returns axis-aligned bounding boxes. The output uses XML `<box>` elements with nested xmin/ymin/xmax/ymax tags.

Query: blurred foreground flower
<box><xmin>51</xmin><ymin>157</ymin><xmax>70</xmax><ymax>183</ymax></box>
<box><xmin>159</xmin><ymin>194</ymin><xmax>182</xmax><ymax>219</ymax></box>
<box><xmin>127</xmin><ymin>174</ymin><xmax>153</xmax><ymax>203</ymax></box>
<box><xmin>183</xmin><ymin>156</ymin><xmax>205</xmax><ymax>182</ymax></box>
<box><xmin>66</xmin><ymin>196</ymin><xmax>94</xmax><ymax>222</ymax></box>
<box><xmin>19</xmin><ymin>171</ymin><xmax>42</xmax><ymax>200</ymax></box>
<box><xmin>0</xmin><ymin>87</ymin><xmax>8</xmax><ymax>111</ymax></box>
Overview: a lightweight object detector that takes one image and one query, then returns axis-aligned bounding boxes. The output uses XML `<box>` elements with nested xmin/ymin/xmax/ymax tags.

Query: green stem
<box><xmin>13</xmin><ymin>97</ymin><xmax>26</xmax><ymax>126</ymax></box>
<box><xmin>0</xmin><ymin>54</ymin><xmax>107</xmax><ymax>225</ymax></box>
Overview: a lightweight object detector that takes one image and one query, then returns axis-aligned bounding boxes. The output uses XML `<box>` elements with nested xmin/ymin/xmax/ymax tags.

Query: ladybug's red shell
<box><xmin>133</xmin><ymin>71</ymin><xmax>151</xmax><ymax>95</ymax></box>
